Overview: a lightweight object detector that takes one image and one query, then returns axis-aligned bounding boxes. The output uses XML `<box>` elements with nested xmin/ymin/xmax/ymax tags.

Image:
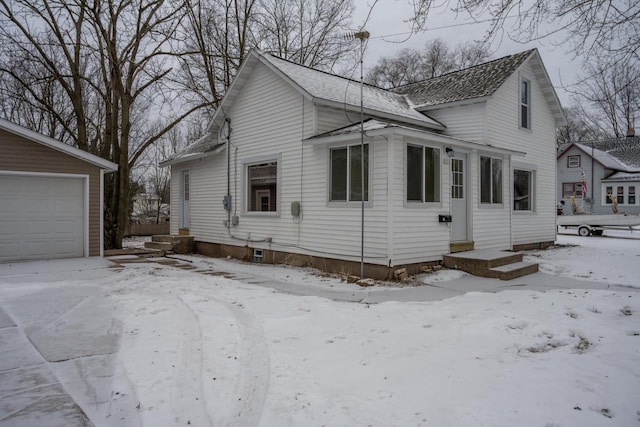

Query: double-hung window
<box><xmin>513</xmin><ymin>169</ymin><xmax>534</xmax><ymax>211</ymax></box>
<box><xmin>480</xmin><ymin>156</ymin><xmax>503</xmax><ymax>204</ymax></box>
<box><xmin>562</xmin><ymin>183</ymin><xmax>583</xmax><ymax>198</ymax></box>
<box><xmin>407</xmin><ymin>144</ymin><xmax>440</xmax><ymax>203</ymax></box>
<box><xmin>567</xmin><ymin>155</ymin><xmax>581</xmax><ymax>168</ymax></box>
<box><xmin>247</xmin><ymin>161</ymin><xmax>278</xmax><ymax>212</ymax></box>
<box><xmin>330</xmin><ymin>144</ymin><xmax>369</xmax><ymax>202</ymax></box>
<box><xmin>520</xmin><ymin>79</ymin><xmax>531</xmax><ymax>129</ymax></box>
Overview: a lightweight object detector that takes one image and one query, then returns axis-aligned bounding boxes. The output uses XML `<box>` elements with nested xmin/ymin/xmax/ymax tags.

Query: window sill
<box><xmin>512</xmin><ymin>210</ymin><xmax>536</xmax><ymax>214</ymax></box>
<box><xmin>243</xmin><ymin>212</ymin><xmax>281</xmax><ymax>218</ymax></box>
<box><xmin>403</xmin><ymin>201</ymin><xmax>442</xmax><ymax>209</ymax></box>
<box><xmin>479</xmin><ymin>203</ymin><xmax>505</xmax><ymax>209</ymax></box>
<box><xmin>328</xmin><ymin>201</ymin><xmax>372</xmax><ymax>208</ymax></box>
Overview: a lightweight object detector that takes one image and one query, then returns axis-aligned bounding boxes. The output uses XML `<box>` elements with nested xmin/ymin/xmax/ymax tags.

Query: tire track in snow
<box><xmin>181</xmin><ymin>293</ymin><xmax>271</xmax><ymax>427</ymax></box>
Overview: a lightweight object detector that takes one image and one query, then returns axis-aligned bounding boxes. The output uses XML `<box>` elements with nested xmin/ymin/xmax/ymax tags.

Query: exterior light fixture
<box><xmin>445</xmin><ymin>147</ymin><xmax>454</xmax><ymax>158</ymax></box>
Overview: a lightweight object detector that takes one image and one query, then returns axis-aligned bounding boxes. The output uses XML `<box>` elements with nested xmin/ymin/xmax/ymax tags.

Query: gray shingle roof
<box><xmin>391</xmin><ymin>50</ymin><xmax>534</xmax><ymax>108</ymax></box>
<box><xmin>573</xmin><ymin>136</ymin><xmax>640</xmax><ymax>172</ymax></box>
<box><xmin>261</xmin><ymin>53</ymin><xmax>444</xmax><ymax>130</ymax></box>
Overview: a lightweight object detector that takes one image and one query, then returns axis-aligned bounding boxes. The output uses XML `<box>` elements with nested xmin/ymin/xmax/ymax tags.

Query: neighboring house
<box><xmin>131</xmin><ymin>193</ymin><xmax>170</xmax><ymax>224</ymax></box>
<box><xmin>161</xmin><ymin>48</ymin><xmax>565</xmax><ymax>278</ymax></box>
<box><xmin>0</xmin><ymin>119</ymin><xmax>118</xmax><ymax>262</ymax></box>
<box><xmin>557</xmin><ymin>135</ymin><xmax>640</xmax><ymax>215</ymax></box>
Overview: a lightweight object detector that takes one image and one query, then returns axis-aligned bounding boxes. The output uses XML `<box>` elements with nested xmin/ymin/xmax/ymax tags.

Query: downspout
<box><xmin>591</xmin><ymin>142</ymin><xmax>594</xmax><ymax>213</ymax></box>
<box><xmin>225</xmin><ymin>118</ymin><xmax>232</xmax><ymax>229</ymax></box>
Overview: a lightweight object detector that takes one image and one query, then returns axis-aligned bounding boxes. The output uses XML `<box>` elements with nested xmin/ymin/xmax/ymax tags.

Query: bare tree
<box><xmin>556</xmin><ymin>106</ymin><xmax>606</xmax><ymax>146</ymax></box>
<box><xmin>408</xmin><ymin>1</ymin><xmax>639</xmax><ymax>67</ymax></box>
<box><xmin>568</xmin><ymin>59</ymin><xmax>640</xmax><ymax>138</ymax></box>
<box><xmin>366</xmin><ymin>38</ymin><xmax>491</xmax><ymax>88</ymax></box>
<box><xmin>0</xmin><ymin>0</ymin><xmax>209</xmax><ymax>249</ymax></box>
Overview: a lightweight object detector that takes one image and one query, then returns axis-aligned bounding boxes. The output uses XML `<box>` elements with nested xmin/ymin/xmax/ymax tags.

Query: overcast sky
<box><xmin>352</xmin><ymin>1</ymin><xmax>582</xmax><ymax>108</ymax></box>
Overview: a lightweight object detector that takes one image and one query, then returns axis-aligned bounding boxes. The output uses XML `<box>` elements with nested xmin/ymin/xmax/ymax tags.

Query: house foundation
<box><xmin>194</xmin><ymin>241</ymin><xmax>440</xmax><ymax>281</ymax></box>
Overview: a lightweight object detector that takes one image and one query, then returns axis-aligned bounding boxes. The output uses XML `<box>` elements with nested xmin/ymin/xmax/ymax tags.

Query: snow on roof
<box><xmin>574</xmin><ymin>137</ymin><xmax>640</xmax><ymax>172</ymax></box>
<box><xmin>391</xmin><ymin>50</ymin><xmax>534</xmax><ymax>108</ymax></box>
<box><xmin>159</xmin><ymin>134</ymin><xmax>224</xmax><ymax>167</ymax></box>
<box><xmin>260</xmin><ymin>53</ymin><xmax>445</xmax><ymax>130</ymax></box>
<box><xmin>602</xmin><ymin>171</ymin><xmax>640</xmax><ymax>182</ymax></box>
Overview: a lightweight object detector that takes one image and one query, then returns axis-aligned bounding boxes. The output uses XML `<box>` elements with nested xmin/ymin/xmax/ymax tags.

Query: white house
<box><xmin>161</xmin><ymin>48</ymin><xmax>565</xmax><ymax>278</ymax></box>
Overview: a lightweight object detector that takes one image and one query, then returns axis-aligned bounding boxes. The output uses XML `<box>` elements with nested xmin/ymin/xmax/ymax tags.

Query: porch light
<box><xmin>445</xmin><ymin>147</ymin><xmax>454</xmax><ymax>158</ymax></box>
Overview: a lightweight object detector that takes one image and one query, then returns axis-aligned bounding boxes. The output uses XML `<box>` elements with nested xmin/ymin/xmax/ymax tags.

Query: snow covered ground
<box><xmin>0</xmin><ymin>232</ymin><xmax>639</xmax><ymax>426</ymax></box>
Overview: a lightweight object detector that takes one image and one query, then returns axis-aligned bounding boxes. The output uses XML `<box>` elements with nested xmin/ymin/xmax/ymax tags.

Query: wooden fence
<box><xmin>125</xmin><ymin>222</ymin><xmax>170</xmax><ymax>237</ymax></box>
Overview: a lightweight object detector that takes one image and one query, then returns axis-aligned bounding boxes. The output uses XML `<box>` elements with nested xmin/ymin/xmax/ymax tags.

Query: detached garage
<box><xmin>0</xmin><ymin>119</ymin><xmax>118</xmax><ymax>262</ymax></box>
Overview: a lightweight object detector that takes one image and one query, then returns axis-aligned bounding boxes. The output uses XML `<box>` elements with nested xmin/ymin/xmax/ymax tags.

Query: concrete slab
<box><xmin>0</xmin><ymin>307</ymin><xmax>15</xmax><ymax>329</ymax></box>
<box><xmin>0</xmin><ymin>328</ymin><xmax>43</xmax><ymax>371</ymax></box>
<box><xmin>0</xmin><ymin>258</ymin><xmax>117</xmax><ymax>284</ymax></box>
<box><xmin>28</xmin><ymin>297</ymin><xmax>120</xmax><ymax>362</ymax></box>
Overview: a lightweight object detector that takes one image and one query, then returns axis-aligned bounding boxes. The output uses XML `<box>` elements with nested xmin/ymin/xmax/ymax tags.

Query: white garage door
<box><xmin>0</xmin><ymin>174</ymin><xmax>85</xmax><ymax>262</ymax></box>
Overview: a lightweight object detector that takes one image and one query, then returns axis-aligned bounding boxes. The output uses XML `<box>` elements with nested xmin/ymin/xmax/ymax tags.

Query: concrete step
<box><xmin>443</xmin><ymin>249</ymin><xmax>523</xmax><ymax>271</ymax></box>
<box><xmin>144</xmin><ymin>241</ymin><xmax>173</xmax><ymax>251</ymax></box>
<box><xmin>151</xmin><ymin>235</ymin><xmax>175</xmax><ymax>243</ymax></box>
<box><xmin>488</xmin><ymin>261</ymin><xmax>539</xmax><ymax>280</ymax></box>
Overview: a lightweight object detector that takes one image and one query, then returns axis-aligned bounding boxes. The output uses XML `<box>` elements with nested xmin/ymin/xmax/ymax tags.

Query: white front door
<box><xmin>181</xmin><ymin>170</ymin><xmax>190</xmax><ymax>229</ymax></box>
<box><xmin>451</xmin><ymin>154</ymin><xmax>468</xmax><ymax>242</ymax></box>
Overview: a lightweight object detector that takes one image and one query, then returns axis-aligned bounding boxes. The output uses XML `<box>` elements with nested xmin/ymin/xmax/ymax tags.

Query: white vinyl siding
<box><xmin>425</xmin><ymin>102</ymin><xmax>485</xmax><ymax>142</ymax></box>
<box><xmin>486</xmin><ymin>59</ymin><xmax>557</xmax><ymax>246</ymax></box>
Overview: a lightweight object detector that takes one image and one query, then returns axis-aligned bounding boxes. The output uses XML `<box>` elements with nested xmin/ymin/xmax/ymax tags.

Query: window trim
<box><xmin>404</xmin><ymin>142</ymin><xmax>441</xmax><ymax>206</ymax></box>
<box><xmin>601</xmin><ymin>184</ymin><xmax>639</xmax><ymax>206</ymax></box>
<box><xmin>479</xmin><ymin>155</ymin><xmax>504</xmax><ymax>206</ymax></box>
<box><xmin>519</xmin><ymin>77</ymin><xmax>532</xmax><ymax>130</ymax></box>
<box><xmin>328</xmin><ymin>142</ymin><xmax>371</xmax><ymax>205</ymax></box>
<box><xmin>513</xmin><ymin>168</ymin><xmax>535</xmax><ymax>212</ymax></box>
<box><xmin>562</xmin><ymin>182</ymin><xmax>584</xmax><ymax>198</ymax></box>
<box><xmin>567</xmin><ymin>155</ymin><xmax>581</xmax><ymax>168</ymax></box>
<box><xmin>243</xmin><ymin>155</ymin><xmax>281</xmax><ymax>217</ymax></box>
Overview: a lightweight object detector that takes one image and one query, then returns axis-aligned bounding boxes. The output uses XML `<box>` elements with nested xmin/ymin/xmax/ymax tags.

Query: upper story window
<box><xmin>247</xmin><ymin>161</ymin><xmax>278</xmax><ymax>212</ymax></box>
<box><xmin>567</xmin><ymin>155</ymin><xmax>581</xmax><ymax>168</ymax></box>
<box><xmin>520</xmin><ymin>79</ymin><xmax>531</xmax><ymax>129</ymax></box>
<box><xmin>407</xmin><ymin>144</ymin><xmax>440</xmax><ymax>203</ymax></box>
<box><xmin>480</xmin><ymin>156</ymin><xmax>503</xmax><ymax>204</ymax></box>
<box><xmin>330</xmin><ymin>144</ymin><xmax>369</xmax><ymax>202</ymax></box>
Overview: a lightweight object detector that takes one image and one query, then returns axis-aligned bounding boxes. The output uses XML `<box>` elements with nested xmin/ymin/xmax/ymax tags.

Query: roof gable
<box><xmin>0</xmin><ymin>118</ymin><xmax>118</xmax><ymax>171</ymax></box>
<box><xmin>205</xmin><ymin>49</ymin><xmax>445</xmax><ymax>136</ymax></box>
<box><xmin>558</xmin><ymin>137</ymin><xmax>640</xmax><ymax>173</ymax></box>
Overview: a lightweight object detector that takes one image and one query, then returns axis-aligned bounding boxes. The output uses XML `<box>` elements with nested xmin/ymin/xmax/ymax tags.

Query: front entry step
<box><xmin>443</xmin><ymin>249</ymin><xmax>538</xmax><ymax>280</ymax></box>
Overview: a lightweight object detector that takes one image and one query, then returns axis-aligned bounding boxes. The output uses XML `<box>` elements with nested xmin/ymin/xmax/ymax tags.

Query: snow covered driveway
<box><xmin>0</xmin><ymin>233</ymin><xmax>639</xmax><ymax>426</ymax></box>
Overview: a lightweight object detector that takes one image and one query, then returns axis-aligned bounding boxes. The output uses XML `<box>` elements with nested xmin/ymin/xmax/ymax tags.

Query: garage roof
<box><xmin>0</xmin><ymin>119</ymin><xmax>118</xmax><ymax>172</ymax></box>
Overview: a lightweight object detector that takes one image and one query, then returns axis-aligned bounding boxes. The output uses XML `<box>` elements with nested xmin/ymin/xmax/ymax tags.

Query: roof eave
<box><xmin>413</xmin><ymin>95</ymin><xmax>491</xmax><ymax>112</ymax></box>
<box><xmin>306</xmin><ymin>124</ymin><xmax>525</xmax><ymax>157</ymax></box>
<box><xmin>314</xmin><ymin>99</ymin><xmax>446</xmax><ymax>131</ymax></box>
<box><xmin>0</xmin><ymin>119</ymin><xmax>118</xmax><ymax>171</ymax></box>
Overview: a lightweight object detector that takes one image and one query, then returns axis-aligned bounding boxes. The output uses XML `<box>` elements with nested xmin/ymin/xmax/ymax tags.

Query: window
<box><xmin>513</xmin><ymin>169</ymin><xmax>533</xmax><ymax>211</ymax></box>
<box><xmin>567</xmin><ymin>155</ymin><xmax>581</xmax><ymax>168</ymax></box>
<box><xmin>183</xmin><ymin>171</ymin><xmax>190</xmax><ymax>201</ymax></box>
<box><xmin>330</xmin><ymin>144</ymin><xmax>368</xmax><ymax>202</ymax></box>
<box><xmin>520</xmin><ymin>79</ymin><xmax>531</xmax><ymax>129</ymax></box>
<box><xmin>617</xmin><ymin>187</ymin><xmax>624</xmax><ymax>204</ymax></box>
<box><xmin>562</xmin><ymin>182</ymin><xmax>583</xmax><ymax>198</ymax></box>
<box><xmin>407</xmin><ymin>144</ymin><xmax>440</xmax><ymax>202</ymax></box>
<box><xmin>247</xmin><ymin>161</ymin><xmax>277</xmax><ymax>212</ymax></box>
<box><xmin>605</xmin><ymin>186</ymin><xmax>613</xmax><ymax>204</ymax></box>
<box><xmin>629</xmin><ymin>187</ymin><xmax>636</xmax><ymax>205</ymax></box>
<box><xmin>480</xmin><ymin>156</ymin><xmax>503</xmax><ymax>204</ymax></box>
